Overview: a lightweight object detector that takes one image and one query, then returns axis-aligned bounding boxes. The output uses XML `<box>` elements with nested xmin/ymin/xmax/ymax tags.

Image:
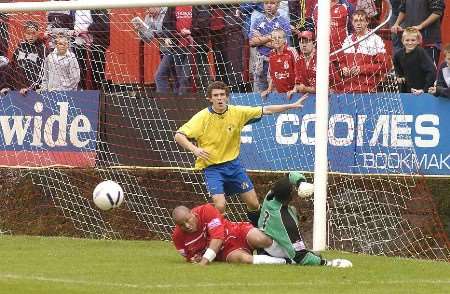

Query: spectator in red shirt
<box><xmin>288</xmin><ymin>31</ymin><xmax>341</xmax><ymax>97</ymax></box>
<box><xmin>289</xmin><ymin>31</ymin><xmax>317</xmax><ymax>98</ymax></box>
<box><xmin>311</xmin><ymin>0</ymin><xmax>353</xmax><ymax>54</ymax></box>
<box><xmin>172</xmin><ymin>204</ymin><xmax>292</xmax><ymax>265</ymax></box>
<box><xmin>261</xmin><ymin>29</ymin><xmax>299</xmax><ymax>99</ymax></box>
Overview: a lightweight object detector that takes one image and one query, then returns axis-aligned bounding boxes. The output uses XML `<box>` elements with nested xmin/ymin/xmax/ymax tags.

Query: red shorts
<box><xmin>216</xmin><ymin>222</ymin><xmax>254</xmax><ymax>261</ymax></box>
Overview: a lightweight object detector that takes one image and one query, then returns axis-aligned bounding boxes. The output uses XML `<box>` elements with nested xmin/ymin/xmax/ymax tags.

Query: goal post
<box><xmin>0</xmin><ymin>0</ymin><xmax>448</xmax><ymax>261</ymax></box>
<box><xmin>313</xmin><ymin>0</ymin><xmax>331</xmax><ymax>251</ymax></box>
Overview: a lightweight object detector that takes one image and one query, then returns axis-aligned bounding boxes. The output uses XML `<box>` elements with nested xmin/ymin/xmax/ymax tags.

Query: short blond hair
<box><xmin>401</xmin><ymin>27</ymin><xmax>422</xmax><ymax>44</ymax></box>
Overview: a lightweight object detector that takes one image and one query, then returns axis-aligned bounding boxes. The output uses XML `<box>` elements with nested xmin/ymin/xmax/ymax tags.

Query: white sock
<box><xmin>252</xmin><ymin>255</ymin><xmax>287</xmax><ymax>264</ymax></box>
<box><xmin>264</xmin><ymin>240</ymin><xmax>289</xmax><ymax>258</ymax></box>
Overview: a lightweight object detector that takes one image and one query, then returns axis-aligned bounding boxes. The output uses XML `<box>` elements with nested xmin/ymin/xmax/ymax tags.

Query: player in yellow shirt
<box><xmin>174</xmin><ymin>81</ymin><xmax>307</xmax><ymax>225</ymax></box>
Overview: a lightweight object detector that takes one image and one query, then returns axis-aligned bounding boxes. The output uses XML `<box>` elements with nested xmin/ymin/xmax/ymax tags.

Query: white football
<box><xmin>297</xmin><ymin>182</ymin><xmax>314</xmax><ymax>198</ymax></box>
<box><xmin>93</xmin><ymin>180</ymin><xmax>124</xmax><ymax>211</ymax></box>
<box><xmin>328</xmin><ymin>259</ymin><xmax>353</xmax><ymax>268</ymax></box>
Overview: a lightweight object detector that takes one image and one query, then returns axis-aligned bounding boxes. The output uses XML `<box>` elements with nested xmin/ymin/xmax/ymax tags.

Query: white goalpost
<box><xmin>0</xmin><ymin>0</ymin><xmax>448</xmax><ymax>261</ymax></box>
<box><xmin>313</xmin><ymin>0</ymin><xmax>330</xmax><ymax>251</ymax></box>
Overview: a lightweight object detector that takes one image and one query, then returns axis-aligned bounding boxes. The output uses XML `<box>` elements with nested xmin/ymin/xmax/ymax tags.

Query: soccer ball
<box><xmin>92</xmin><ymin>180</ymin><xmax>124</xmax><ymax>211</ymax></box>
<box><xmin>297</xmin><ymin>182</ymin><xmax>314</xmax><ymax>198</ymax></box>
<box><xmin>288</xmin><ymin>171</ymin><xmax>314</xmax><ymax>198</ymax></box>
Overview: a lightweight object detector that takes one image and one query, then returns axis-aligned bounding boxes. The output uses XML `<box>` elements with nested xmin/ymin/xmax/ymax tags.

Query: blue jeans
<box><xmin>155</xmin><ymin>52</ymin><xmax>191</xmax><ymax>95</ymax></box>
<box><xmin>173</xmin><ymin>52</ymin><xmax>192</xmax><ymax>95</ymax></box>
<box><xmin>155</xmin><ymin>54</ymin><xmax>176</xmax><ymax>93</ymax></box>
<box><xmin>253</xmin><ymin>58</ymin><xmax>269</xmax><ymax>92</ymax></box>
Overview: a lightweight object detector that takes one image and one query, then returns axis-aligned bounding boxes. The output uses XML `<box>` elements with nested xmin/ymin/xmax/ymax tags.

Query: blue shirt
<box><xmin>249</xmin><ymin>13</ymin><xmax>291</xmax><ymax>57</ymax></box>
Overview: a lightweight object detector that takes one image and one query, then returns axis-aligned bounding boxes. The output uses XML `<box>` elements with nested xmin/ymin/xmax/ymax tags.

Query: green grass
<box><xmin>0</xmin><ymin>236</ymin><xmax>449</xmax><ymax>294</ymax></box>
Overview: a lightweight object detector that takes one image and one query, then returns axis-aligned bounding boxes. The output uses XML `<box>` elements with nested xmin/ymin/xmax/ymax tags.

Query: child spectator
<box><xmin>40</xmin><ymin>34</ymin><xmax>80</xmax><ymax>91</ymax></box>
<box><xmin>46</xmin><ymin>0</ymin><xmax>74</xmax><ymax>50</ymax></box>
<box><xmin>428</xmin><ymin>43</ymin><xmax>450</xmax><ymax>98</ymax></box>
<box><xmin>393</xmin><ymin>27</ymin><xmax>436</xmax><ymax>95</ymax></box>
<box><xmin>261</xmin><ymin>29</ymin><xmax>298</xmax><ymax>99</ymax></box>
<box><xmin>337</xmin><ymin>10</ymin><xmax>390</xmax><ymax>93</ymax></box>
<box><xmin>249</xmin><ymin>0</ymin><xmax>291</xmax><ymax>92</ymax></box>
<box><xmin>8</xmin><ymin>21</ymin><xmax>47</xmax><ymax>95</ymax></box>
<box><xmin>391</xmin><ymin>0</ymin><xmax>445</xmax><ymax>66</ymax></box>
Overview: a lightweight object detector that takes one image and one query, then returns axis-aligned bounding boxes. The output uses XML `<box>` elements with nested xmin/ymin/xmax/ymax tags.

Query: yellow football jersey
<box><xmin>177</xmin><ymin>105</ymin><xmax>263</xmax><ymax>169</ymax></box>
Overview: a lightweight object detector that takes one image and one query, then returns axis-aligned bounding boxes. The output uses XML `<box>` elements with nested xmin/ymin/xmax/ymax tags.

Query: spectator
<box><xmin>161</xmin><ymin>6</ymin><xmax>193</xmax><ymax>95</ymax></box>
<box><xmin>391</xmin><ymin>0</ymin><xmax>445</xmax><ymax>66</ymax></box>
<box><xmin>337</xmin><ymin>9</ymin><xmax>390</xmax><ymax>93</ymax></box>
<box><xmin>389</xmin><ymin>0</ymin><xmax>402</xmax><ymax>53</ymax></box>
<box><xmin>428</xmin><ymin>43</ymin><xmax>450</xmax><ymax>98</ymax></box>
<box><xmin>46</xmin><ymin>0</ymin><xmax>74</xmax><ymax>50</ymax></box>
<box><xmin>131</xmin><ymin>7</ymin><xmax>178</xmax><ymax>93</ymax></box>
<box><xmin>40</xmin><ymin>34</ymin><xmax>80</xmax><ymax>91</ymax></box>
<box><xmin>261</xmin><ymin>29</ymin><xmax>298</xmax><ymax>99</ymax></box>
<box><xmin>249</xmin><ymin>0</ymin><xmax>291</xmax><ymax>92</ymax></box>
<box><xmin>0</xmin><ymin>55</ymin><xmax>12</xmax><ymax>95</ymax></box>
<box><xmin>0</xmin><ymin>1</ymin><xmax>11</xmax><ymax>57</ymax></box>
<box><xmin>132</xmin><ymin>7</ymin><xmax>167</xmax><ymax>43</ymax></box>
<box><xmin>289</xmin><ymin>30</ymin><xmax>317</xmax><ymax>96</ymax></box>
<box><xmin>86</xmin><ymin>9</ymin><xmax>110</xmax><ymax>91</ymax></box>
<box><xmin>8</xmin><ymin>21</ymin><xmax>47</xmax><ymax>95</ymax></box>
<box><xmin>311</xmin><ymin>0</ymin><xmax>354</xmax><ymax>54</ymax></box>
<box><xmin>191</xmin><ymin>4</ymin><xmax>245</xmax><ymax>93</ymax></box>
<box><xmin>393</xmin><ymin>27</ymin><xmax>436</xmax><ymax>95</ymax></box>
<box><xmin>240</xmin><ymin>2</ymin><xmax>263</xmax><ymax>39</ymax></box>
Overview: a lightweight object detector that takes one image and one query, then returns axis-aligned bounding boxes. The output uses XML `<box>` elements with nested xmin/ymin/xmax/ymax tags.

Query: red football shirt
<box><xmin>268</xmin><ymin>45</ymin><xmax>299</xmax><ymax>93</ymax></box>
<box><xmin>175</xmin><ymin>6</ymin><xmax>192</xmax><ymax>47</ymax></box>
<box><xmin>295</xmin><ymin>52</ymin><xmax>317</xmax><ymax>88</ymax></box>
<box><xmin>172</xmin><ymin>204</ymin><xmax>231</xmax><ymax>261</ymax></box>
<box><xmin>312</xmin><ymin>2</ymin><xmax>351</xmax><ymax>53</ymax></box>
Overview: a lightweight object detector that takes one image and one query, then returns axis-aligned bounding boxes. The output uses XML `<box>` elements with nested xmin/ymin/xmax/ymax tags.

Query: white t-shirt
<box><xmin>342</xmin><ymin>31</ymin><xmax>386</xmax><ymax>55</ymax></box>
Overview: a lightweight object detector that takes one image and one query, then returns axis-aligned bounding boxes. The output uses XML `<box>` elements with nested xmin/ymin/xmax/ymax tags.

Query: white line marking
<box><xmin>0</xmin><ymin>273</ymin><xmax>450</xmax><ymax>289</ymax></box>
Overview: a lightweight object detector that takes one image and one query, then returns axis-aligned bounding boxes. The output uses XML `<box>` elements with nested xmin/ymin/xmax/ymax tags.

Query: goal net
<box><xmin>0</xmin><ymin>0</ymin><xmax>448</xmax><ymax>260</ymax></box>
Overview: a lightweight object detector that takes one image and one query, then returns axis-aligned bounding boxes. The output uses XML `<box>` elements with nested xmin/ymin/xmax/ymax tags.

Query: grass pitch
<box><xmin>0</xmin><ymin>235</ymin><xmax>449</xmax><ymax>294</ymax></box>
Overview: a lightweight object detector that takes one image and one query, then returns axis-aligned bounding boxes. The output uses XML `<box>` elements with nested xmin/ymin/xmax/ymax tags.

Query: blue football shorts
<box><xmin>203</xmin><ymin>158</ymin><xmax>254</xmax><ymax>196</ymax></box>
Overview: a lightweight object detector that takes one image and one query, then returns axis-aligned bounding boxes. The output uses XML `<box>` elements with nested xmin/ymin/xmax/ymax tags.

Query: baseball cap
<box><xmin>298</xmin><ymin>31</ymin><xmax>314</xmax><ymax>40</ymax></box>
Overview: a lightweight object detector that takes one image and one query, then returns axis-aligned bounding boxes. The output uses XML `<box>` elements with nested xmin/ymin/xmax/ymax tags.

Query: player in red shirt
<box><xmin>172</xmin><ymin>204</ymin><xmax>292</xmax><ymax>265</ymax></box>
<box><xmin>261</xmin><ymin>29</ymin><xmax>299</xmax><ymax>99</ymax></box>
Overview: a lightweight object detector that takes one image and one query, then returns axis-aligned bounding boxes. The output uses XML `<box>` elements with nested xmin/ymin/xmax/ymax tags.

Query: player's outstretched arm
<box><xmin>262</xmin><ymin>93</ymin><xmax>308</xmax><ymax>115</ymax></box>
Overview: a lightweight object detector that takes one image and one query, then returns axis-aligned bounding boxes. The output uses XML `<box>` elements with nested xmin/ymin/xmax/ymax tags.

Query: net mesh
<box><xmin>0</xmin><ymin>0</ymin><xmax>448</xmax><ymax>261</ymax></box>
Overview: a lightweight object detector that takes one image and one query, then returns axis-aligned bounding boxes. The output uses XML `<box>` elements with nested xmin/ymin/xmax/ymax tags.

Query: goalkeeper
<box><xmin>259</xmin><ymin>172</ymin><xmax>352</xmax><ymax>267</ymax></box>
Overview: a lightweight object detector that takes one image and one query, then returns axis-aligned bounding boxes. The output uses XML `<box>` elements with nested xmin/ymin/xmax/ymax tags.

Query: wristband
<box><xmin>202</xmin><ymin>248</ymin><xmax>216</xmax><ymax>262</ymax></box>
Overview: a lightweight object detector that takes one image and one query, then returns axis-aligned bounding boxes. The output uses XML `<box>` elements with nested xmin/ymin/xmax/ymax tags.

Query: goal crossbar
<box><xmin>0</xmin><ymin>0</ymin><xmax>264</xmax><ymax>13</ymax></box>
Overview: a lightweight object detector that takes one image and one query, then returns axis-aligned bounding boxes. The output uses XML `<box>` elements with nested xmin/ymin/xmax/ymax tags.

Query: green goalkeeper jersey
<box><xmin>258</xmin><ymin>192</ymin><xmax>306</xmax><ymax>259</ymax></box>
